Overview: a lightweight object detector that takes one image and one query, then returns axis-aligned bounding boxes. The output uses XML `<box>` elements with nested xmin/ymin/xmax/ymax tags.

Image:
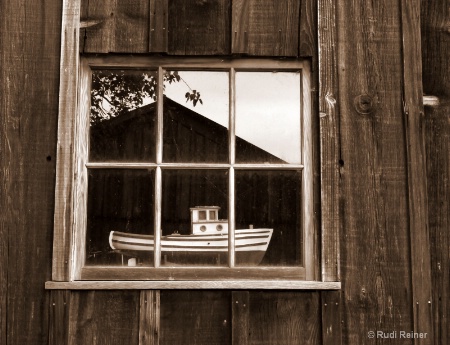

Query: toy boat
<box><xmin>109</xmin><ymin>206</ymin><xmax>273</xmax><ymax>266</ymax></box>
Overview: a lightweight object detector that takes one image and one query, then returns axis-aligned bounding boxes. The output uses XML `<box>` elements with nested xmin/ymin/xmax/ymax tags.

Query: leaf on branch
<box><xmin>91</xmin><ymin>70</ymin><xmax>203</xmax><ymax>124</ymax></box>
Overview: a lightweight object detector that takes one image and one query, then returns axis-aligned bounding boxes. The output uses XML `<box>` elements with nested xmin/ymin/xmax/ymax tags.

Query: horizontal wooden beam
<box><xmin>83</xmin><ymin>55</ymin><xmax>308</xmax><ymax>70</ymax></box>
<box><xmin>86</xmin><ymin>163</ymin><xmax>304</xmax><ymax>170</ymax></box>
<box><xmin>45</xmin><ymin>280</ymin><xmax>341</xmax><ymax>290</ymax></box>
<box><xmin>80</xmin><ymin>266</ymin><xmax>306</xmax><ymax>281</ymax></box>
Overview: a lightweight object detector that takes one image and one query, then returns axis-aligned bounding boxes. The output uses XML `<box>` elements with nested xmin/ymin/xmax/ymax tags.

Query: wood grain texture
<box><xmin>149</xmin><ymin>0</ymin><xmax>168</xmax><ymax>52</ymax></box>
<box><xmin>231</xmin><ymin>0</ymin><xmax>300</xmax><ymax>56</ymax></box>
<box><xmin>49</xmin><ymin>290</ymin><xmax>70</xmax><ymax>345</ymax></box>
<box><xmin>81</xmin><ymin>0</ymin><xmax>150</xmax><ymax>53</ymax></box>
<box><xmin>114</xmin><ymin>0</ymin><xmax>150</xmax><ymax>52</ymax></box>
<box><xmin>232</xmin><ymin>291</ymin><xmax>249</xmax><ymax>345</ymax></box>
<box><xmin>421</xmin><ymin>1</ymin><xmax>450</xmax><ymax>344</ymax></box>
<box><xmin>321</xmin><ymin>291</ymin><xmax>342</xmax><ymax>345</ymax></box>
<box><xmin>68</xmin><ymin>291</ymin><xmax>140</xmax><ymax>345</ymax></box>
<box><xmin>248</xmin><ymin>292</ymin><xmax>321</xmax><ymax>345</ymax></box>
<box><xmin>336</xmin><ymin>0</ymin><xmax>414</xmax><ymax>343</ymax></box>
<box><xmin>299</xmin><ymin>0</ymin><xmax>317</xmax><ymax>57</ymax></box>
<box><xmin>401</xmin><ymin>0</ymin><xmax>434</xmax><ymax>343</ymax></box>
<box><xmin>139</xmin><ymin>290</ymin><xmax>160</xmax><ymax>345</ymax></box>
<box><xmin>167</xmin><ymin>0</ymin><xmax>230</xmax><ymax>55</ymax></box>
<box><xmin>318</xmin><ymin>0</ymin><xmax>340</xmax><ymax>282</ymax></box>
<box><xmin>53</xmin><ymin>0</ymin><xmax>82</xmax><ymax>282</ymax></box>
<box><xmin>424</xmin><ymin>105</ymin><xmax>450</xmax><ymax>345</ymax></box>
<box><xmin>302</xmin><ymin>62</ymin><xmax>316</xmax><ymax>280</ymax></box>
<box><xmin>160</xmin><ymin>291</ymin><xmax>231</xmax><ymax>345</ymax></box>
<box><xmin>46</xmin><ymin>280</ymin><xmax>341</xmax><ymax>290</ymax></box>
<box><xmin>80</xmin><ymin>266</ymin><xmax>306</xmax><ymax>281</ymax></box>
<box><xmin>83</xmin><ymin>55</ymin><xmax>309</xmax><ymax>69</ymax></box>
<box><xmin>71</xmin><ymin>58</ymin><xmax>91</xmax><ymax>280</ymax></box>
<box><xmin>0</xmin><ymin>0</ymin><xmax>62</xmax><ymax>344</ymax></box>
<box><xmin>80</xmin><ymin>0</ymin><xmax>113</xmax><ymax>53</ymax></box>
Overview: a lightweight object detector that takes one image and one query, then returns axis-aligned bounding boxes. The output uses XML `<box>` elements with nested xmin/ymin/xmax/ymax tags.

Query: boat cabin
<box><xmin>190</xmin><ymin>206</ymin><xmax>228</xmax><ymax>235</ymax></box>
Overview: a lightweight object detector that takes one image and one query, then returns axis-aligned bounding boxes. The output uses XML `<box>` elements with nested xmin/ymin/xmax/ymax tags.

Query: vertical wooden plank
<box><xmin>82</xmin><ymin>0</ymin><xmax>150</xmax><ymax>53</ymax></box>
<box><xmin>424</xmin><ymin>105</ymin><xmax>450</xmax><ymax>345</ymax></box>
<box><xmin>140</xmin><ymin>291</ymin><xmax>160</xmax><ymax>345</ymax></box>
<box><xmin>302</xmin><ymin>61</ymin><xmax>316</xmax><ymax>280</ymax></box>
<box><xmin>53</xmin><ymin>0</ymin><xmax>82</xmax><ymax>281</ymax></box>
<box><xmin>248</xmin><ymin>292</ymin><xmax>321</xmax><ymax>345</ymax></box>
<box><xmin>49</xmin><ymin>290</ymin><xmax>70</xmax><ymax>345</ymax></box>
<box><xmin>299</xmin><ymin>0</ymin><xmax>317</xmax><ymax>57</ymax></box>
<box><xmin>231</xmin><ymin>0</ymin><xmax>250</xmax><ymax>54</ymax></box>
<box><xmin>168</xmin><ymin>0</ymin><xmax>230</xmax><ymax>55</ymax></box>
<box><xmin>80</xmin><ymin>0</ymin><xmax>113</xmax><ymax>53</ymax></box>
<box><xmin>321</xmin><ymin>291</ymin><xmax>342</xmax><ymax>345</ymax></box>
<box><xmin>401</xmin><ymin>0</ymin><xmax>434</xmax><ymax>343</ymax></box>
<box><xmin>0</xmin><ymin>0</ymin><xmax>62</xmax><ymax>342</ymax></box>
<box><xmin>318</xmin><ymin>0</ymin><xmax>340</xmax><ymax>282</ymax></box>
<box><xmin>69</xmin><ymin>291</ymin><xmax>140</xmax><ymax>345</ymax></box>
<box><xmin>302</xmin><ymin>0</ymin><xmax>321</xmax><ymax>282</ymax></box>
<box><xmin>421</xmin><ymin>1</ymin><xmax>450</xmax><ymax>344</ymax></box>
<box><xmin>149</xmin><ymin>0</ymin><xmax>168</xmax><ymax>52</ymax></box>
<box><xmin>114</xmin><ymin>0</ymin><xmax>150</xmax><ymax>52</ymax></box>
<box><xmin>160</xmin><ymin>291</ymin><xmax>231</xmax><ymax>345</ymax></box>
<box><xmin>71</xmin><ymin>58</ymin><xmax>91</xmax><ymax>280</ymax></box>
<box><xmin>231</xmin><ymin>0</ymin><xmax>300</xmax><ymax>56</ymax></box>
<box><xmin>232</xmin><ymin>291</ymin><xmax>249</xmax><ymax>345</ymax></box>
<box><xmin>336</xmin><ymin>0</ymin><xmax>414</xmax><ymax>343</ymax></box>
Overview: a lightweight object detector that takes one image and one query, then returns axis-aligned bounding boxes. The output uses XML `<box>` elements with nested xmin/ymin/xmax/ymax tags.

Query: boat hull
<box><xmin>109</xmin><ymin>229</ymin><xmax>273</xmax><ymax>266</ymax></box>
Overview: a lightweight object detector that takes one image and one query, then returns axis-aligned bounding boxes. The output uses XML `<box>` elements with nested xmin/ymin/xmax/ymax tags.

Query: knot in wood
<box><xmin>354</xmin><ymin>94</ymin><xmax>374</xmax><ymax>115</ymax></box>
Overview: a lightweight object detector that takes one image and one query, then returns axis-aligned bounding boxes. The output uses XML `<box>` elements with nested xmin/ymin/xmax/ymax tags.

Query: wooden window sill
<box><xmin>45</xmin><ymin>280</ymin><xmax>341</xmax><ymax>290</ymax></box>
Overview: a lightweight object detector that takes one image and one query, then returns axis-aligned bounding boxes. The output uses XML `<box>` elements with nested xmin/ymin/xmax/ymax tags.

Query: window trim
<box><xmin>70</xmin><ymin>56</ymin><xmax>313</xmax><ymax>282</ymax></box>
<box><xmin>48</xmin><ymin>1</ymin><xmax>340</xmax><ymax>289</ymax></box>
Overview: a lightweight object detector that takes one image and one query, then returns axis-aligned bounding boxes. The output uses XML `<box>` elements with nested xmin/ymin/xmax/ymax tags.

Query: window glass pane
<box><xmin>198</xmin><ymin>210</ymin><xmax>207</xmax><ymax>220</ymax></box>
<box><xmin>85</xmin><ymin>169</ymin><xmax>155</xmax><ymax>266</ymax></box>
<box><xmin>235</xmin><ymin>72</ymin><xmax>301</xmax><ymax>164</ymax></box>
<box><xmin>163</xmin><ymin>71</ymin><xmax>229</xmax><ymax>163</ymax></box>
<box><xmin>161</xmin><ymin>169</ymin><xmax>228</xmax><ymax>266</ymax></box>
<box><xmin>89</xmin><ymin>69</ymin><xmax>157</xmax><ymax>162</ymax></box>
<box><xmin>235</xmin><ymin>170</ymin><xmax>302</xmax><ymax>266</ymax></box>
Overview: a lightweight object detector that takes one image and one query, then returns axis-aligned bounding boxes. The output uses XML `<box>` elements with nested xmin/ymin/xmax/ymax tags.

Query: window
<box><xmin>54</xmin><ymin>56</ymin><xmax>315</xmax><ymax>284</ymax></box>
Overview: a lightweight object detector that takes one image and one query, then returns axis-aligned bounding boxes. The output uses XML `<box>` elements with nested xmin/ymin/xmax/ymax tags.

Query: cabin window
<box><xmin>198</xmin><ymin>210</ymin><xmax>207</xmax><ymax>221</ymax></box>
<box><xmin>62</xmin><ymin>57</ymin><xmax>313</xmax><ymax>282</ymax></box>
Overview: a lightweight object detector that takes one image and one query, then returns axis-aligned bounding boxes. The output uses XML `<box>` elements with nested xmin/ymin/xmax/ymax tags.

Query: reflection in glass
<box><xmin>163</xmin><ymin>71</ymin><xmax>229</xmax><ymax>163</ymax></box>
<box><xmin>161</xmin><ymin>169</ymin><xmax>228</xmax><ymax>266</ymax></box>
<box><xmin>236</xmin><ymin>72</ymin><xmax>301</xmax><ymax>164</ymax></box>
<box><xmin>235</xmin><ymin>170</ymin><xmax>302</xmax><ymax>266</ymax></box>
<box><xmin>89</xmin><ymin>69</ymin><xmax>157</xmax><ymax>162</ymax></box>
<box><xmin>85</xmin><ymin>169</ymin><xmax>155</xmax><ymax>266</ymax></box>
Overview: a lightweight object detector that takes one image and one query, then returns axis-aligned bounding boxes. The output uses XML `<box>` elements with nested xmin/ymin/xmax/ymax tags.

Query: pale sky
<box><xmin>160</xmin><ymin>71</ymin><xmax>302</xmax><ymax>163</ymax></box>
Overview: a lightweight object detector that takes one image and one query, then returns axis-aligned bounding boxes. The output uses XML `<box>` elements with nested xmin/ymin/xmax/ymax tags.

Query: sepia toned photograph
<box><xmin>1</xmin><ymin>0</ymin><xmax>448</xmax><ymax>344</ymax></box>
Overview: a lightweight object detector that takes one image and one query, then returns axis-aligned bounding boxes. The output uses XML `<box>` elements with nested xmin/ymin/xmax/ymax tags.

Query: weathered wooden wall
<box><xmin>421</xmin><ymin>1</ymin><xmax>450</xmax><ymax>344</ymax></box>
<box><xmin>0</xmin><ymin>0</ymin><xmax>62</xmax><ymax>344</ymax></box>
<box><xmin>336</xmin><ymin>0</ymin><xmax>430</xmax><ymax>342</ymax></box>
<box><xmin>0</xmin><ymin>0</ymin><xmax>447</xmax><ymax>344</ymax></box>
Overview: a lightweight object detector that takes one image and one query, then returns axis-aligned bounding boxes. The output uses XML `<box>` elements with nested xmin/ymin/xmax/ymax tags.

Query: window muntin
<box><xmin>78</xmin><ymin>57</ymin><xmax>311</xmax><ymax>280</ymax></box>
